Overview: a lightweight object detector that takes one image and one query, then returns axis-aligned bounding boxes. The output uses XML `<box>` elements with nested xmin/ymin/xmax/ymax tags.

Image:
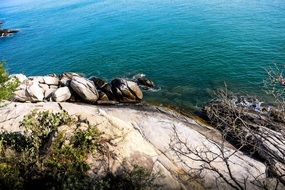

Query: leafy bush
<box><xmin>0</xmin><ymin>62</ymin><xmax>19</xmax><ymax>101</ymax></box>
<box><xmin>95</xmin><ymin>164</ymin><xmax>161</xmax><ymax>190</ymax></box>
<box><xmin>0</xmin><ymin>110</ymin><xmax>160</xmax><ymax>190</ymax></box>
<box><xmin>0</xmin><ymin>110</ymin><xmax>99</xmax><ymax>190</ymax></box>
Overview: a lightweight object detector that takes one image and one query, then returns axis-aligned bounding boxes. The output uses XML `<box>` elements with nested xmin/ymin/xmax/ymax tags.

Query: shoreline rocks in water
<box><xmin>203</xmin><ymin>93</ymin><xmax>285</xmax><ymax>186</ymax></box>
<box><xmin>70</xmin><ymin>76</ymin><xmax>99</xmax><ymax>103</ymax></box>
<box><xmin>0</xmin><ymin>20</ymin><xmax>19</xmax><ymax>37</ymax></box>
<box><xmin>111</xmin><ymin>78</ymin><xmax>143</xmax><ymax>103</ymax></box>
<box><xmin>11</xmin><ymin>73</ymin><xmax>155</xmax><ymax>104</ymax></box>
<box><xmin>0</xmin><ymin>29</ymin><xmax>19</xmax><ymax>38</ymax></box>
<box><xmin>3</xmin><ymin>73</ymin><xmax>285</xmax><ymax>189</ymax></box>
<box><xmin>133</xmin><ymin>73</ymin><xmax>156</xmax><ymax>89</ymax></box>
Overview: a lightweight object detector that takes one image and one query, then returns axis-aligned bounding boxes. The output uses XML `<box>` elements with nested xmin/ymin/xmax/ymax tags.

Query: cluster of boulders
<box><xmin>10</xmin><ymin>73</ymin><xmax>155</xmax><ymax>104</ymax></box>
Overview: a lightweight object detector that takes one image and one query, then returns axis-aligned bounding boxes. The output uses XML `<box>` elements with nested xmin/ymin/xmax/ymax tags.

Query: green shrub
<box><xmin>0</xmin><ymin>110</ymin><xmax>160</xmax><ymax>190</ymax></box>
<box><xmin>95</xmin><ymin>164</ymin><xmax>162</xmax><ymax>190</ymax></box>
<box><xmin>0</xmin><ymin>62</ymin><xmax>19</xmax><ymax>101</ymax></box>
<box><xmin>0</xmin><ymin>110</ymin><xmax>98</xmax><ymax>190</ymax></box>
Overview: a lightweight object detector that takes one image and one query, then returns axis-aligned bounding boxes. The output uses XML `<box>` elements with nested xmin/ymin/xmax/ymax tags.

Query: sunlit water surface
<box><xmin>1</xmin><ymin>0</ymin><xmax>285</xmax><ymax>111</ymax></box>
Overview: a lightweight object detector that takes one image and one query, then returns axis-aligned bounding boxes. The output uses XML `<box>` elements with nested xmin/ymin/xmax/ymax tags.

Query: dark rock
<box><xmin>98</xmin><ymin>91</ymin><xmax>109</xmax><ymax>101</ymax></box>
<box><xmin>59</xmin><ymin>72</ymin><xmax>81</xmax><ymax>87</ymax></box>
<box><xmin>0</xmin><ymin>29</ymin><xmax>19</xmax><ymax>37</ymax></box>
<box><xmin>89</xmin><ymin>77</ymin><xmax>115</xmax><ymax>100</ymax></box>
<box><xmin>136</xmin><ymin>76</ymin><xmax>155</xmax><ymax>89</ymax></box>
<box><xmin>111</xmin><ymin>78</ymin><xmax>143</xmax><ymax>103</ymax></box>
<box><xmin>90</xmin><ymin>77</ymin><xmax>106</xmax><ymax>88</ymax></box>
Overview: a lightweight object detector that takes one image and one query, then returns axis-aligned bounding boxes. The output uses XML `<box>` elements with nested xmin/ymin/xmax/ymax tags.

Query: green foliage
<box><xmin>71</xmin><ymin>126</ymin><xmax>101</xmax><ymax>153</ymax></box>
<box><xmin>0</xmin><ymin>62</ymin><xmax>19</xmax><ymax>101</ymax></box>
<box><xmin>0</xmin><ymin>110</ymin><xmax>160</xmax><ymax>190</ymax></box>
<box><xmin>95</xmin><ymin>165</ymin><xmax>161</xmax><ymax>190</ymax></box>
<box><xmin>0</xmin><ymin>63</ymin><xmax>9</xmax><ymax>83</ymax></box>
<box><xmin>0</xmin><ymin>110</ymin><xmax>98</xmax><ymax>190</ymax></box>
<box><xmin>22</xmin><ymin>110</ymin><xmax>74</xmax><ymax>149</ymax></box>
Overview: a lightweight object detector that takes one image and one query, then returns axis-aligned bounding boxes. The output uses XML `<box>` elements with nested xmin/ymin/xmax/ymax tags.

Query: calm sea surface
<box><xmin>1</xmin><ymin>0</ymin><xmax>285</xmax><ymax>110</ymax></box>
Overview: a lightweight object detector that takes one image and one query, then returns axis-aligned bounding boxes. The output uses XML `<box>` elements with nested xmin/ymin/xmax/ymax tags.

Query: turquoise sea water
<box><xmin>1</xmin><ymin>0</ymin><xmax>285</xmax><ymax>110</ymax></box>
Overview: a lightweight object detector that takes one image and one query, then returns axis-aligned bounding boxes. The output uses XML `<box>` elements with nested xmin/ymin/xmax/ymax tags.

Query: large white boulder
<box><xmin>52</xmin><ymin>87</ymin><xmax>71</xmax><ymax>102</ymax></box>
<box><xmin>9</xmin><ymin>74</ymin><xmax>27</xmax><ymax>83</ymax></box>
<box><xmin>43</xmin><ymin>76</ymin><xmax>59</xmax><ymax>86</ymax></box>
<box><xmin>26</xmin><ymin>81</ymin><xmax>44</xmax><ymax>102</ymax></box>
<box><xmin>70</xmin><ymin>76</ymin><xmax>99</xmax><ymax>103</ymax></box>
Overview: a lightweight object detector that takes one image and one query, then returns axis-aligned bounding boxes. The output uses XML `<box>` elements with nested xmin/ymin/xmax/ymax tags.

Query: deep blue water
<box><xmin>1</xmin><ymin>0</ymin><xmax>285</xmax><ymax>110</ymax></box>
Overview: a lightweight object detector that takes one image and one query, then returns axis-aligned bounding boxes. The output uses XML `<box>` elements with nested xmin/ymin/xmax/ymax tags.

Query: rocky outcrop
<box><xmin>70</xmin><ymin>76</ymin><xmax>99</xmax><ymax>103</ymax></box>
<box><xmin>43</xmin><ymin>76</ymin><xmax>59</xmax><ymax>86</ymax></box>
<box><xmin>44</xmin><ymin>88</ymin><xmax>57</xmax><ymax>100</ymax></box>
<box><xmin>13</xmin><ymin>75</ymin><xmax>59</xmax><ymax>102</ymax></box>
<box><xmin>14</xmin><ymin>80</ymin><xmax>45</xmax><ymax>102</ymax></box>
<box><xmin>98</xmin><ymin>91</ymin><xmax>109</xmax><ymax>101</ymax></box>
<box><xmin>11</xmin><ymin>73</ymin><xmax>152</xmax><ymax>104</ymax></box>
<box><xmin>14</xmin><ymin>88</ymin><xmax>28</xmax><ymax>102</ymax></box>
<box><xmin>0</xmin><ymin>102</ymin><xmax>277</xmax><ymax>190</ymax></box>
<box><xmin>52</xmin><ymin>87</ymin><xmax>71</xmax><ymax>102</ymax></box>
<box><xmin>111</xmin><ymin>78</ymin><xmax>143</xmax><ymax>102</ymax></box>
<box><xmin>26</xmin><ymin>80</ymin><xmax>45</xmax><ymax>102</ymax></box>
<box><xmin>0</xmin><ymin>29</ymin><xmax>19</xmax><ymax>38</ymax></box>
<box><xmin>90</xmin><ymin>77</ymin><xmax>115</xmax><ymax>100</ymax></box>
<box><xmin>59</xmin><ymin>72</ymin><xmax>81</xmax><ymax>87</ymax></box>
<box><xmin>137</xmin><ymin>76</ymin><xmax>155</xmax><ymax>89</ymax></box>
<box><xmin>132</xmin><ymin>74</ymin><xmax>155</xmax><ymax>89</ymax></box>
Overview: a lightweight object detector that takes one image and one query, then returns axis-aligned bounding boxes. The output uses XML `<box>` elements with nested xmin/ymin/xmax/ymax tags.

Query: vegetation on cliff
<box><xmin>1</xmin><ymin>62</ymin><xmax>285</xmax><ymax>189</ymax></box>
<box><xmin>0</xmin><ymin>110</ymin><xmax>159</xmax><ymax>190</ymax></box>
<box><xmin>199</xmin><ymin>65</ymin><xmax>285</xmax><ymax>189</ymax></box>
<box><xmin>0</xmin><ymin>62</ymin><xmax>19</xmax><ymax>101</ymax></box>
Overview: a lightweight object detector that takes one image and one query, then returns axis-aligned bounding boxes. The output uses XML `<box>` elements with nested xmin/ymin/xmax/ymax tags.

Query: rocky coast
<box><xmin>11</xmin><ymin>73</ymin><xmax>153</xmax><ymax>104</ymax></box>
<box><xmin>0</xmin><ymin>101</ymin><xmax>269</xmax><ymax>190</ymax></box>
<box><xmin>1</xmin><ymin>73</ymin><xmax>284</xmax><ymax>189</ymax></box>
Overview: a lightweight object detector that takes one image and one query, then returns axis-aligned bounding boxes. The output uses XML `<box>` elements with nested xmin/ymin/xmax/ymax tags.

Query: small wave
<box><xmin>0</xmin><ymin>33</ymin><xmax>13</xmax><ymax>38</ymax></box>
<box><xmin>146</xmin><ymin>86</ymin><xmax>161</xmax><ymax>92</ymax></box>
<box><xmin>132</xmin><ymin>73</ymin><xmax>146</xmax><ymax>80</ymax></box>
<box><xmin>131</xmin><ymin>73</ymin><xmax>160</xmax><ymax>92</ymax></box>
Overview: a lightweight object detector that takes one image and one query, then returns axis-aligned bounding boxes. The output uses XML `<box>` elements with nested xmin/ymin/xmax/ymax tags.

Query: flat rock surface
<box><xmin>0</xmin><ymin>102</ymin><xmax>268</xmax><ymax>189</ymax></box>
